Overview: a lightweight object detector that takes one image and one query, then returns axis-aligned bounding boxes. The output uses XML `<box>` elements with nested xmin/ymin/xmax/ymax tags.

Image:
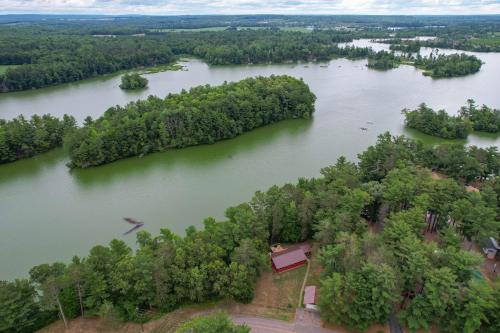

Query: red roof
<box><xmin>271</xmin><ymin>247</ymin><xmax>307</xmax><ymax>270</ymax></box>
<box><xmin>299</xmin><ymin>243</ymin><xmax>311</xmax><ymax>254</ymax></box>
<box><xmin>304</xmin><ymin>286</ymin><xmax>316</xmax><ymax>305</ymax></box>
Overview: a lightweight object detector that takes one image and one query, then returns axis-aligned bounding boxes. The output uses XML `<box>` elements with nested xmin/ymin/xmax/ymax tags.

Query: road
<box><xmin>232</xmin><ymin>310</ymin><xmax>338</xmax><ymax>333</ymax></box>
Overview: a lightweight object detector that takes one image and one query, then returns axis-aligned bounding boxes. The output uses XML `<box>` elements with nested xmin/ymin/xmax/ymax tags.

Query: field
<box><xmin>148</xmin><ymin>26</ymin><xmax>313</xmax><ymax>33</ymax></box>
<box><xmin>148</xmin><ymin>27</ymin><xmax>228</xmax><ymax>32</ymax></box>
<box><xmin>468</xmin><ymin>32</ymin><xmax>500</xmax><ymax>47</ymax></box>
<box><xmin>0</xmin><ymin>65</ymin><xmax>18</xmax><ymax>74</ymax></box>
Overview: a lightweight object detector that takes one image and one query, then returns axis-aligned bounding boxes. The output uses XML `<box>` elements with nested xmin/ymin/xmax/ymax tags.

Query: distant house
<box><xmin>465</xmin><ymin>185</ymin><xmax>480</xmax><ymax>193</ymax></box>
<box><xmin>303</xmin><ymin>285</ymin><xmax>317</xmax><ymax>310</ymax></box>
<box><xmin>482</xmin><ymin>237</ymin><xmax>500</xmax><ymax>260</ymax></box>
<box><xmin>270</xmin><ymin>243</ymin><xmax>311</xmax><ymax>273</ymax></box>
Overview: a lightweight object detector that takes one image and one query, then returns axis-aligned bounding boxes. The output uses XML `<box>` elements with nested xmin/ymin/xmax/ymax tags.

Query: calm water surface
<box><xmin>1</xmin><ymin>42</ymin><xmax>499</xmax><ymax>279</ymax></box>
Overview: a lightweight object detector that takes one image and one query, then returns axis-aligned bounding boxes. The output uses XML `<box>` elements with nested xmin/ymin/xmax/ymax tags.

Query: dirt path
<box><xmin>233</xmin><ymin>311</ymin><xmax>340</xmax><ymax>333</ymax></box>
<box><xmin>297</xmin><ymin>259</ymin><xmax>311</xmax><ymax>308</ymax></box>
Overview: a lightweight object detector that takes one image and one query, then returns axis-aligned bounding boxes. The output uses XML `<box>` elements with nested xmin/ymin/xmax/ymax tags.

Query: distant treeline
<box><xmin>66</xmin><ymin>75</ymin><xmax>316</xmax><ymax>168</ymax></box>
<box><xmin>0</xmin><ymin>26</ymin><xmax>489</xmax><ymax>92</ymax></box>
<box><xmin>403</xmin><ymin>100</ymin><xmax>500</xmax><ymax>139</ymax></box>
<box><xmin>0</xmin><ymin>37</ymin><xmax>174</xmax><ymax>92</ymax></box>
<box><xmin>0</xmin><ymin>30</ymin><xmax>364</xmax><ymax>92</ymax></box>
<box><xmin>0</xmin><ymin>114</ymin><xmax>76</xmax><ymax>164</ymax></box>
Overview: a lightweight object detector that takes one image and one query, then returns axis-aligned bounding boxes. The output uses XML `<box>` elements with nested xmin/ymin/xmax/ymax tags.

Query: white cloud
<box><xmin>0</xmin><ymin>0</ymin><xmax>499</xmax><ymax>14</ymax></box>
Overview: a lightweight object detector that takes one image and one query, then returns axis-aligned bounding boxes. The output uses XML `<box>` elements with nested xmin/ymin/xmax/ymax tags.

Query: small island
<box><xmin>366</xmin><ymin>50</ymin><xmax>482</xmax><ymax>78</ymax></box>
<box><xmin>402</xmin><ymin>100</ymin><xmax>499</xmax><ymax>139</ymax></box>
<box><xmin>119</xmin><ymin>73</ymin><xmax>148</xmax><ymax>90</ymax></box>
<box><xmin>367</xmin><ymin>50</ymin><xmax>400</xmax><ymax>70</ymax></box>
<box><xmin>414</xmin><ymin>52</ymin><xmax>482</xmax><ymax>78</ymax></box>
<box><xmin>66</xmin><ymin>75</ymin><xmax>316</xmax><ymax>168</ymax></box>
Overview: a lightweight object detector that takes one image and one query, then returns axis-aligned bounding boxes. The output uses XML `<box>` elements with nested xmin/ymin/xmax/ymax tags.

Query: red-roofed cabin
<box><xmin>303</xmin><ymin>286</ymin><xmax>317</xmax><ymax>309</ymax></box>
<box><xmin>270</xmin><ymin>243</ymin><xmax>311</xmax><ymax>273</ymax></box>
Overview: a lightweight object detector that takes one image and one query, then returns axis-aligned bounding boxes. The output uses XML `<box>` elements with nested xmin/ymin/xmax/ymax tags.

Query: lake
<box><xmin>1</xmin><ymin>41</ymin><xmax>499</xmax><ymax>280</ymax></box>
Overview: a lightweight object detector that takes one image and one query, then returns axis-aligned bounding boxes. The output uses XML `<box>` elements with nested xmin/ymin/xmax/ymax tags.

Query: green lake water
<box><xmin>1</xmin><ymin>42</ymin><xmax>499</xmax><ymax>280</ymax></box>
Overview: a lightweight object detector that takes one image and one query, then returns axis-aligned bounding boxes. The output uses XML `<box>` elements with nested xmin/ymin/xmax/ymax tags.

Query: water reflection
<box><xmin>0</xmin><ymin>148</ymin><xmax>67</xmax><ymax>185</ymax></box>
<box><xmin>71</xmin><ymin>119</ymin><xmax>313</xmax><ymax>187</ymax></box>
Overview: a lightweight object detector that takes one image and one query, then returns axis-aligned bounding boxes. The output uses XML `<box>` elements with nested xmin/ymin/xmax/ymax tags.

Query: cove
<box><xmin>1</xmin><ymin>45</ymin><xmax>499</xmax><ymax>280</ymax></box>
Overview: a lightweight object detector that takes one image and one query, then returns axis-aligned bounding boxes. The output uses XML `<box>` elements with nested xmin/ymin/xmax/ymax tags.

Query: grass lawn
<box><xmin>305</xmin><ymin>243</ymin><xmax>323</xmax><ymax>288</ymax></box>
<box><xmin>0</xmin><ymin>65</ymin><xmax>18</xmax><ymax>74</ymax></box>
<box><xmin>238</xmin><ymin>265</ymin><xmax>307</xmax><ymax>320</ymax></box>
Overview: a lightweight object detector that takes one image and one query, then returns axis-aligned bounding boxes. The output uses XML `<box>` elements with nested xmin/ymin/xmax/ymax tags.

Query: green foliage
<box><xmin>0</xmin><ymin>37</ymin><xmax>174</xmax><ymax>92</ymax></box>
<box><xmin>176</xmin><ymin>312</ymin><xmax>250</xmax><ymax>333</ymax></box>
<box><xmin>459</xmin><ymin>99</ymin><xmax>500</xmax><ymax>133</ymax></box>
<box><xmin>450</xmin><ymin>192</ymin><xmax>499</xmax><ymax>243</ymax></box>
<box><xmin>403</xmin><ymin>103</ymin><xmax>472</xmax><ymax>139</ymax></box>
<box><xmin>2</xmin><ymin>133</ymin><xmax>498</xmax><ymax>332</ymax></box>
<box><xmin>403</xmin><ymin>100</ymin><xmax>499</xmax><ymax>139</ymax></box>
<box><xmin>119</xmin><ymin>73</ymin><xmax>148</xmax><ymax>90</ymax></box>
<box><xmin>319</xmin><ymin>263</ymin><xmax>399</xmax><ymax>331</ymax></box>
<box><xmin>367</xmin><ymin>50</ymin><xmax>400</xmax><ymax>70</ymax></box>
<box><xmin>66</xmin><ymin>75</ymin><xmax>316</xmax><ymax>168</ymax></box>
<box><xmin>0</xmin><ymin>279</ymin><xmax>45</xmax><ymax>333</ymax></box>
<box><xmin>414</xmin><ymin>52</ymin><xmax>482</xmax><ymax>78</ymax></box>
<box><xmin>399</xmin><ymin>268</ymin><xmax>459</xmax><ymax>332</ymax></box>
<box><xmin>0</xmin><ymin>114</ymin><xmax>76</xmax><ymax>163</ymax></box>
<box><xmin>442</xmin><ymin>281</ymin><xmax>500</xmax><ymax>333</ymax></box>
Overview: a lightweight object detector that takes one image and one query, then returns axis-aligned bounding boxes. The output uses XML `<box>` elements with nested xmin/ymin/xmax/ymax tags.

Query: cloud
<box><xmin>1</xmin><ymin>0</ymin><xmax>499</xmax><ymax>14</ymax></box>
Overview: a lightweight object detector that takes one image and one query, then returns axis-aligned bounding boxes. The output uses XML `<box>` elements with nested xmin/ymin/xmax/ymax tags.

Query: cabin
<box><xmin>482</xmin><ymin>237</ymin><xmax>500</xmax><ymax>260</ymax></box>
<box><xmin>303</xmin><ymin>285</ymin><xmax>317</xmax><ymax>310</ymax></box>
<box><xmin>270</xmin><ymin>243</ymin><xmax>311</xmax><ymax>273</ymax></box>
<box><xmin>465</xmin><ymin>185</ymin><xmax>480</xmax><ymax>193</ymax></box>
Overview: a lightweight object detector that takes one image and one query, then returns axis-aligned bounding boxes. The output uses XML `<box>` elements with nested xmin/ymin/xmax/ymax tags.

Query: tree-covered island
<box><xmin>366</xmin><ymin>50</ymin><xmax>482</xmax><ymax>78</ymax></box>
<box><xmin>119</xmin><ymin>73</ymin><xmax>148</xmax><ymax>90</ymax></box>
<box><xmin>66</xmin><ymin>75</ymin><xmax>316</xmax><ymax>168</ymax></box>
<box><xmin>403</xmin><ymin>100</ymin><xmax>499</xmax><ymax>139</ymax></box>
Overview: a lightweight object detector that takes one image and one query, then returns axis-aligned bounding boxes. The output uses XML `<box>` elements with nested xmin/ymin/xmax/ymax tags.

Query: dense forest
<box><xmin>119</xmin><ymin>73</ymin><xmax>148</xmax><ymax>90</ymax></box>
<box><xmin>403</xmin><ymin>101</ymin><xmax>500</xmax><ymax>139</ymax></box>
<box><xmin>1</xmin><ymin>12</ymin><xmax>496</xmax><ymax>92</ymax></box>
<box><xmin>0</xmin><ymin>114</ymin><xmax>76</xmax><ymax>164</ymax></box>
<box><xmin>0</xmin><ymin>36</ymin><xmax>174</xmax><ymax>92</ymax></box>
<box><xmin>0</xmin><ymin>29</ymin><xmax>372</xmax><ymax>92</ymax></box>
<box><xmin>403</xmin><ymin>104</ymin><xmax>472</xmax><ymax>139</ymax></box>
<box><xmin>383</xmin><ymin>36</ymin><xmax>500</xmax><ymax>53</ymax></box>
<box><xmin>414</xmin><ymin>52</ymin><xmax>482</xmax><ymax>78</ymax></box>
<box><xmin>459</xmin><ymin>99</ymin><xmax>500</xmax><ymax>133</ymax></box>
<box><xmin>1</xmin><ymin>133</ymin><xmax>499</xmax><ymax>332</ymax></box>
<box><xmin>66</xmin><ymin>75</ymin><xmax>316</xmax><ymax>168</ymax></box>
<box><xmin>367</xmin><ymin>50</ymin><xmax>400</xmax><ymax>70</ymax></box>
<box><xmin>365</xmin><ymin>49</ymin><xmax>482</xmax><ymax>77</ymax></box>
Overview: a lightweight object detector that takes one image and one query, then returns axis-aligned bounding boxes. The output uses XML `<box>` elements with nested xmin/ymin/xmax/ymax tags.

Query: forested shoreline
<box><xmin>0</xmin><ymin>20</ymin><xmax>492</xmax><ymax>92</ymax></box>
<box><xmin>0</xmin><ymin>114</ymin><xmax>76</xmax><ymax>164</ymax></box>
<box><xmin>0</xmin><ymin>76</ymin><xmax>316</xmax><ymax>166</ymax></box>
<box><xmin>66</xmin><ymin>75</ymin><xmax>316</xmax><ymax>168</ymax></box>
<box><xmin>1</xmin><ymin>133</ymin><xmax>499</xmax><ymax>332</ymax></box>
<box><xmin>0</xmin><ymin>37</ymin><xmax>175</xmax><ymax>92</ymax></box>
<box><xmin>403</xmin><ymin>100</ymin><xmax>500</xmax><ymax>139</ymax></box>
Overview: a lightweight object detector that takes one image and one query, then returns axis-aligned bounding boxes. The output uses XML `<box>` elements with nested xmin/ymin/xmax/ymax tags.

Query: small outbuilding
<box><xmin>270</xmin><ymin>243</ymin><xmax>311</xmax><ymax>273</ymax></box>
<box><xmin>303</xmin><ymin>286</ymin><xmax>317</xmax><ymax>310</ymax></box>
<box><xmin>482</xmin><ymin>237</ymin><xmax>500</xmax><ymax>260</ymax></box>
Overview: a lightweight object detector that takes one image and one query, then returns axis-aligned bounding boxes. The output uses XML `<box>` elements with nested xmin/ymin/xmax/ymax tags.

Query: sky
<box><xmin>1</xmin><ymin>0</ymin><xmax>499</xmax><ymax>15</ymax></box>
